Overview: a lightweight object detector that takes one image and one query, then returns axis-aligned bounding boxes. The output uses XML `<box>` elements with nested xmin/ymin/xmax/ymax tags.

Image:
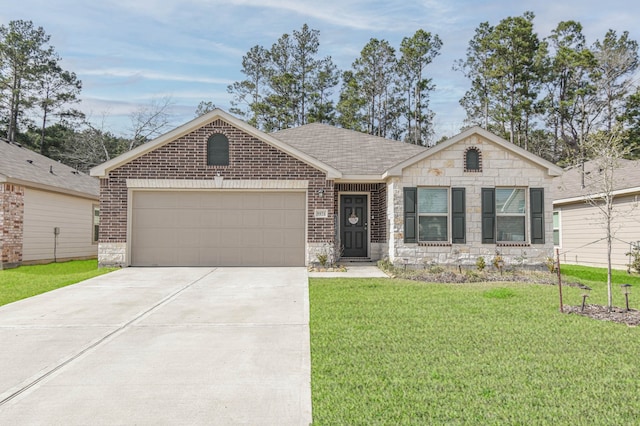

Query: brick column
<box><xmin>0</xmin><ymin>183</ymin><xmax>24</xmax><ymax>269</ymax></box>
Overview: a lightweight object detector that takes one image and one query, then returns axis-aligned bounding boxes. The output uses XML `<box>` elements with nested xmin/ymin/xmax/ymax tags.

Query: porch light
<box><xmin>317</xmin><ymin>189</ymin><xmax>324</xmax><ymax>197</ymax></box>
<box><xmin>579</xmin><ymin>285</ymin><xmax>591</xmax><ymax>312</ymax></box>
<box><xmin>621</xmin><ymin>284</ymin><xmax>632</xmax><ymax>312</ymax></box>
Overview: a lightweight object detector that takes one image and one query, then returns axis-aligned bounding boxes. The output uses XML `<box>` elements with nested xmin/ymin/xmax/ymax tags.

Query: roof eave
<box><xmin>335</xmin><ymin>174</ymin><xmax>386</xmax><ymax>183</ymax></box>
<box><xmin>1</xmin><ymin>176</ymin><xmax>98</xmax><ymax>200</ymax></box>
<box><xmin>553</xmin><ymin>186</ymin><xmax>640</xmax><ymax>205</ymax></box>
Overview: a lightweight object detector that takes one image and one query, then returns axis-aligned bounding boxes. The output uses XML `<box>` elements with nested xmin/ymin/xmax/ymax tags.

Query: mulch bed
<box><xmin>563</xmin><ymin>304</ymin><xmax>640</xmax><ymax>327</ymax></box>
<box><xmin>564</xmin><ymin>305</ymin><xmax>640</xmax><ymax>327</ymax></box>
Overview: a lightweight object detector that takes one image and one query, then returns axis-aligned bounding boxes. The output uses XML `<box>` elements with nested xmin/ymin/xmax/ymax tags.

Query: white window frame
<box><xmin>553</xmin><ymin>210</ymin><xmax>561</xmax><ymax>248</ymax></box>
<box><xmin>92</xmin><ymin>205</ymin><xmax>100</xmax><ymax>244</ymax></box>
<box><xmin>496</xmin><ymin>187</ymin><xmax>527</xmax><ymax>242</ymax></box>
<box><xmin>417</xmin><ymin>187</ymin><xmax>449</xmax><ymax>242</ymax></box>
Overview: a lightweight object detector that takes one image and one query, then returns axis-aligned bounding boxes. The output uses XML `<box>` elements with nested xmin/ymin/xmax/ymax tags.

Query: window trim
<box><xmin>417</xmin><ymin>187</ymin><xmax>450</xmax><ymax>243</ymax></box>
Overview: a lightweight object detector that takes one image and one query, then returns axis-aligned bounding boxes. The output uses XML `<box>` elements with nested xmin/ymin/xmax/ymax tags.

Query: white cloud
<box><xmin>77</xmin><ymin>68</ymin><xmax>233</xmax><ymax>85</ymax></box>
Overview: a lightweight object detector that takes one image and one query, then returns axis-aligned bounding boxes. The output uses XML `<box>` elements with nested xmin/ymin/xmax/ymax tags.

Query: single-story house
<box><xmin>552</xmin><ymin>159</ymin><xmax>640</xmax><ymax>270</ymax></box>
<box><xmin>91</xmin><ymin>109</ymin><xmax>562</xmax><ymax>268</ymax></box>
<box><xmin>0</xmin><ymin>139</ymin><xmax>100</xmax><ymax>269</ymax></box>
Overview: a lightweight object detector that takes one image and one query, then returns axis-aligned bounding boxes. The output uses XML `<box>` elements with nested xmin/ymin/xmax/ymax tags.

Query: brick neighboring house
<box><xmin>91</xmin><ymin>109</ymin><xmax>562</xmax><ymax>268</ymax></box>
<box><xmin>552</xmin><ymin>159</ymin><xmax>640</xmax><ymax>270</ymax></box>
<box><xmin>0</xmin><ymin>139</ymin><xmax>100</xmax><ymax>269</ymax></box>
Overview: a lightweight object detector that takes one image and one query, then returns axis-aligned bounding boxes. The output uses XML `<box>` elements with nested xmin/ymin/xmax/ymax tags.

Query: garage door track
<box><xmin>0</xmin><ymin>267</ymin><xmax>312</xmax><ymax>425</ymax></box>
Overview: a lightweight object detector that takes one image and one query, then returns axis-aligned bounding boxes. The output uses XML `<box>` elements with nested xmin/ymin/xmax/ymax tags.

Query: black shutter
<box><xmin>530</xmin><ymin>188</ymin><xmax>545</xmax><ymax>244</ymax></box>
<box><xmin>481</xmin><ymin>188</ymin><xmax>495</xmax><ymax>244</ymax></box>
<box><xmin>404</xmin><ymin>187</ymin><xmax>417</xmax><ymax>243</ymax></box>
<box><xmin>451</xmin><ymin>188</ymin><xmax>466</xmax><ymax>243</ymax></box>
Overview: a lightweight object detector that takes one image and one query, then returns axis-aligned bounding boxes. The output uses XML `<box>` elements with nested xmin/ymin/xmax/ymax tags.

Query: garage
<box><xmin>131</xmin><ymin>191</ymin><xmax>306</xmax><ymax>266</ymax></box>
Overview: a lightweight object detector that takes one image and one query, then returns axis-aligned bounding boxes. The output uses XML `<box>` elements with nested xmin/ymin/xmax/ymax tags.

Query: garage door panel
<box><xmin>200</xmin><ymin>229</ymin><xmax>221</xmax><ymax>246</ymax></box>
<box><xmin>178</xmin><ymin>229</ymin><xmax>202</xmax><ymax>248</ymax></box>
<box><xmin>283</xmin><ymin>229</ymin><xmax>305</xmax><ymax>247</ymax></box>
<box><xmin>241</xmin><ymin>230</ymin><xmax>264</xmax><ymax>248</ymax></box>
<box><xmin>242</xmin><ymin>210</ymin><xmax>262</xmax><ymax>228</ymax></box>
<box><xmin>131</xmin><ymin>191</ymin><xmax>305</xmax><ymax>266</ymax></box>
<box><xmin>284</xmin><ymin>211</ymin><xmax>305</xmax><ymax>228</ymax></box>
<box><xmin>263</xmin><ymin>211</ymin><xmax>285</xmax><ymax>227</ymax></box>
<box><xmin>283</xmin><ymin>193</ymin><xmax>306</xmax><ymax>209</ymax></box>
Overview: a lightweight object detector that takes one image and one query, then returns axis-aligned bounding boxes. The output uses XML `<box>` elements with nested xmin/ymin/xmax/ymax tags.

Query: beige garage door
<box><xmin>131</xmin><ymin>191</ymin><xmax>306</xmax><ymax>266</ymax></box>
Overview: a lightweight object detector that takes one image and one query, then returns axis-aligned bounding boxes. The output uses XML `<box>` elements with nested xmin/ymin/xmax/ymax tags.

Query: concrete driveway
<box><xmin>0</xmin><ymin>267</ymin><xmax>312</xmax><ymax>425</ymax></box>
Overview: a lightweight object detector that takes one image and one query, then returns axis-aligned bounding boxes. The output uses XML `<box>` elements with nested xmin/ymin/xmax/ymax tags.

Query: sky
<box><xmin>2</xmin><ymin>0</ymin><xmax>639</xmax><ymax>141</ymax></box>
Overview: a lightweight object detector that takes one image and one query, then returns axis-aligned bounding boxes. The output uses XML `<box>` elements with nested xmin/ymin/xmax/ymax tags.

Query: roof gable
<box><xmin>0</xmin><ymin>139</ymin><xmax>98</xmax><ymax>199</ymax></box>
<box><xmin>385</xmin><ymin>126</ymin><xmax>563</xmax><ymax>178</ymax></box>
<box><xmin>90</xmin><ymin>109</ymin><xmax>341</xmax><ymax>179</ymax></box>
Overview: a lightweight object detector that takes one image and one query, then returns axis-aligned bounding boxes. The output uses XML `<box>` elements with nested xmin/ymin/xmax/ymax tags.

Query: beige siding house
<box><xmin>0</xmin><ymin>139</ymin><xmax>99</xmax><ymax>269</ymax></box>
<box><xmin>552</xmin><ymin>159</ymin><xmax>640</xmax><ymax>270</ymax></box>
<box><xmin>92</xmin><ymin>109</ymin><xmax>561</xmax><ymax>269</ymax></box>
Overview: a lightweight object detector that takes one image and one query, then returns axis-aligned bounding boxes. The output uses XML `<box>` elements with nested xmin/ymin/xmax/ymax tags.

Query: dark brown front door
<box><xmin>341</xmin><ymin>194</ymin><xmax>368</xmax><ymax>258</ymax></box>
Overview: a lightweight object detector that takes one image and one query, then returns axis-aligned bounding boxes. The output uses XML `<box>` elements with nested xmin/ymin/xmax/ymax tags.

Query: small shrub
<box><xmin>492</xmin><ymin>251</ymin><xmax>504</xmax><ymax>270</ymax></box>
<box><xmin>545</xmin><ymin>256</ymin><xmax>556</xmax><ymax>273</ymax></box>
<box><xmin>626</xmin><ymin>245</ymin><xmax>640</xmax><ymax>274</ymax></box>
<box><xmin>476</xmin><ymin>256</ymin><xmax>486</xmax><ymax>271</ymax></box>
<box><xmin>316</xmin><ymin>253</ymin><xmax>329</xmax><ymax>267</ymax></box>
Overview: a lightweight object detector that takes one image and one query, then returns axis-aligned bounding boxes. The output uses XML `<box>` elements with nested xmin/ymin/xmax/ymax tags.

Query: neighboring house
<box><xmin>91</xmin><ymin>109</ymin><xmax>562</xmax><ymax>268</ymax></box>
<box><xmin>0</xmin><ymin>139</ymin><xmax>100</xmax><ymax>269</ymax></box>
<box><xmin>552</xmin><ymin>159</ymin><xmax>640</xmax><ymax>270</ymax></box>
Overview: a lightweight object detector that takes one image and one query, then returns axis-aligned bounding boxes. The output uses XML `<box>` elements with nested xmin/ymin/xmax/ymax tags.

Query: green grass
<box><xmin>0</xmin><ymin>260</ymin><xmax>115</xmax><ymax>307</ymax></box>
<box><xmin>561</xmin><ymin>264</ymin><xmax>640</xmax><ymax>286</ymax></box>
<box><xmin>310</xmin><ymin>277</ymin><xmax>640</xmax><ymax>425</ymax></box>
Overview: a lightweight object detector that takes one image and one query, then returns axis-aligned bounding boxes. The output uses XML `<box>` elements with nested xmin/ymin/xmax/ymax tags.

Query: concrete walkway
<box><xmin>0</xmin><ymin>267</ymin><xmax>311</xmax><ymax>425</ymax></box>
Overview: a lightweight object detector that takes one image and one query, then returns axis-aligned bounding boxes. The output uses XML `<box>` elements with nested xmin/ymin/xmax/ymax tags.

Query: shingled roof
<box><xmin>0</xmin><ymin>139</ymin><xmax>98</xmax><ymax>199</ymax></box>
<box><xmin>552</xmin><ymin>158</ymin><xmax>640</xmax><ymax>202</ymax></box>
<box><xmin>271</xmin><ymin>123</ymin><xmax>427</xmax><ymax>176</ymax></box>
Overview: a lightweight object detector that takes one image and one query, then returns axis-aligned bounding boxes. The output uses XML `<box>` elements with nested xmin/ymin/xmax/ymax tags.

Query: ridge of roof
<box><xmin>0</xmin><ymin>139</ymin><xmax>98</xmax><ymax>199</ymax></box>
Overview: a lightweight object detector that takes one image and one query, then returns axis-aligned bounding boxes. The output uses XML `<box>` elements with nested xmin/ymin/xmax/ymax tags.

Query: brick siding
<box><xmin>100</xmin><ymin>118</ymin><xmax>335</xmax><ymax>245</ymax></box>
<box><xmin>0</xmin><ymin>183</ymin><xmax>24</xmax><ymax>269</ymax></box>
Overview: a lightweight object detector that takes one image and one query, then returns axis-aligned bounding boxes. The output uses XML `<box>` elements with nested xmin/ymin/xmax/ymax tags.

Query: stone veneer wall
<box><xmin>389</xmin><ymin>134</ymin><xmax>556</xmax><ymax>267</ymax></box>
<box><xmin>99</xmin><ymin>118</ymin><xmax>335</xmax><ymax>267</ymax></box>
<box><xmin>0</xmin><ymin>183</ymin><xmax>24</xmax><ymax>269</ymax></box>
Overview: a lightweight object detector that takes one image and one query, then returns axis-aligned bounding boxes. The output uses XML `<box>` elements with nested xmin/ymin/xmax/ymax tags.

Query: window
<box><xmin>464</xmin><ymin>147</ymin><xmax>481</xmax><ymax>172</ymax></box>
<box><xmin>482</xmin><ymin>187</ymin><xmax>544</xmax><ymax>245</ymax></box>
<box><xmin>418</xmin><ymin>188</ymin><xmax>448</xmax><ymax>241</ymax></box>
<box><xmin>496</xmin><ymin>188</ymin><xmax>526</xmax><ymax>242</ymax></box>
<box><xmin>207</xmin><ymin>133</ymin><xmax>229</xmax><ymax>166</ymax></box>
<box><xmin>553</xmin><ymin>211</ymin><xmax>560</xmax><ymax>246</ymax></box>
<box><xmin>403</xmin><ymin>187</ymin><xmax>465</xmax><ymax>244</ymax></box>
<box><xmin>92</xmin><ymin>205</ymin><xmax>100</xmax><ymax>244</ymax></box>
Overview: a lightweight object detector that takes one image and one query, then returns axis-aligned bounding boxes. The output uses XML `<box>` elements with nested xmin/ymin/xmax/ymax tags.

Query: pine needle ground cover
<box><xmin>309</xmin><ymin>278</ymin><xmax>640</xmax><ymax>424</ymax></box>
<box><xmin>0</xmin><ymin>260</ymin><xmax>115</xmax><ymax>306</ymax></box>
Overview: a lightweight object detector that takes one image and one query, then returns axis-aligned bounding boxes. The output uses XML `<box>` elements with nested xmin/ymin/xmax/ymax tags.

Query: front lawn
<box><xmin>0</xmin><ymin>260</ymin><xmax>115</xmax><ymax>307</ymax></box>
<box><xmin>309</xmin><ymin>277</ymin><xmax>640</xmax><ymax>424</ymax></box>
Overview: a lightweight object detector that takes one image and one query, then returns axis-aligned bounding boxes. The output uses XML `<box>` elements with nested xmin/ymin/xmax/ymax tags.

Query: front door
<box><xmin>340</xmin><ymin>194</ymin><xmax>368</xmax><ymax>258</ymax></box>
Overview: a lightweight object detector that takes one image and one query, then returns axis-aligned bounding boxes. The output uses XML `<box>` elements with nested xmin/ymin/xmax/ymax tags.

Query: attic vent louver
<box><xmin>26</xmin><ymin>159</ymin><xmax>33</xmax><ymax>164</ymax></box>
